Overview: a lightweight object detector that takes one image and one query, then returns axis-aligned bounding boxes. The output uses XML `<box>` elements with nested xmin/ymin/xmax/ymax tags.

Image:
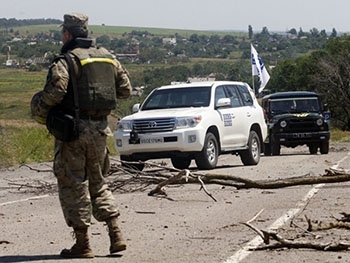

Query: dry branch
<box><xmin>243</xmin><ymin>211</ymin><xmax>350</xmax><ymax>251</ymax></box>
<box><xmin>306</xmin><ymin>214</ymin><xmax>350</xmax><ymax>231</ymax></box>
<box><xmin>255</xmin><ymin>231</ymin><xmax>350</xmax><ymax>251</ymax></box>
<box><xmin>18</xmin><ymin>160</ymin><xmax>350</xmax><ymax>197</ymax></box>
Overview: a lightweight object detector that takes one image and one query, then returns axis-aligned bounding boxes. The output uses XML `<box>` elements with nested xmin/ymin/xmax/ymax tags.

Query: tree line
<box><xmin>0</xmin><ymin>18</ymin><xmax>62</xmax><ymax>28</ymax></box>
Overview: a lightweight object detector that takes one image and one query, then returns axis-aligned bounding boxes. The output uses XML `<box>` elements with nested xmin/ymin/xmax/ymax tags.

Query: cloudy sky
<box><xmin>1</xmin><ymin>0</ymin><xmax>349</xmax><ymax>32</ymax></box>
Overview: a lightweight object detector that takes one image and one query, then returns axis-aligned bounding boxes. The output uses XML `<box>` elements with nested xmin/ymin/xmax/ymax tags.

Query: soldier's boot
<box><xmin>60</xmin><ymin>227</ymin><xmax>94</xmax><ymax>258</ymax></box>
<box><xmin>107</xmin><ymin>217</ymin><xmax>127</xmax><ymax>254</ymax></box>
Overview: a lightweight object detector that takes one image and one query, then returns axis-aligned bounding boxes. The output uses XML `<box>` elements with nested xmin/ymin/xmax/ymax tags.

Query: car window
<box><xmin>237</xmin><ymin>85</ymin><xmax>253</xmax><ymax>106</ymax></box>
<box><xmin>295</xmin><ymin>98</ymin><xmax>320</xmax><ymax>112</ymax></box>
<box><xmin>270</xmin><ymin>99</ymin><xmax>293</xmax><ymax>113</ymax></box>
<box><xmin>270</xmin><ymin>97</ymin><xmax>321</xmax><ymax>114</ymax></box>
<box><xmin>215</xmin><ymin>86</ymin><xmax>227</xmax><ymax>104</ymax></box>
<box><xmin>142</xmin><ymin>86</ymin><xmax>211</xmax><ymax>110</ymax></box>
<box><xmin>225</xmin><ymin>85</ymin><xmax>242</xmax><ymax>107</ymax></box>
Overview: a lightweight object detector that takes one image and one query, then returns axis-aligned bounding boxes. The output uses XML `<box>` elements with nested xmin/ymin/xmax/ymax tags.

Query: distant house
<box><xmin>162</xmin><ymin>38</ymin><xmax>176</xmax><ymax>46</ymax></box>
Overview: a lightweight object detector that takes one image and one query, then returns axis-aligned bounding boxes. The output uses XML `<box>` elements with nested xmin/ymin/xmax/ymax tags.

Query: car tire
<box><xmin>120</xmin><ymin>155</ymin><xmax>145</xmax><ymax>171</ymax></box>
<box><xmin>271</xmin><ymin>142</ymin><xmax>280</xmax><ymax>156</ymax></box>
<box><xmin>308</xmin><ymin>143</ymin><xmax>318</xmax><ymax>154</ymax></box>
<box><xmin>240</xmin><ymin>130</ymin><xmax>261</xmax><ymax>165</ymax></box>
<box><xmin>195</xmin><ymin>132</ymin><xmax>218</xmax><ymax>170</ymax></box>
<box><xmin>171</xmin><ymin>157</ymin><xmax>191</xmax><ymax>169</ymax></box>
<box><xmin>320</xmin><ymin>140</ymin><xmax>329</xmax><ymax>154</ymax></box>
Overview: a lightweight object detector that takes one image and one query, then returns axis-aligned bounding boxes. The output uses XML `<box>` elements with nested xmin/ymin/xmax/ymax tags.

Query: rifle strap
<box><xmin>63</xmin><ymin>53</ymin><xmax>80</xmax><ymax>123</ymax></box>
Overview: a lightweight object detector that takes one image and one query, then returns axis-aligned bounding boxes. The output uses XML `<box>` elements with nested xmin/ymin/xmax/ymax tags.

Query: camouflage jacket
<box><xmin>32</xmin><ymin>37</ymin><xmax>132</xmax><ymax>123</ymax></box>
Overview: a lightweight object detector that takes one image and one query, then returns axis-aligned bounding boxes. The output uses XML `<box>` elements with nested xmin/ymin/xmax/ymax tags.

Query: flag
<box><xmin>251</xmin><ymin>44</ymin><xmax>270</xmax><ymax>93</ymax></box>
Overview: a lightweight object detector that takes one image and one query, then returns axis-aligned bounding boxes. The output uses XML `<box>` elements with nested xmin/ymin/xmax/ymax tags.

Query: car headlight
<box><xmin>316</xmin><ymin>118</ymin><xmax>323</xmax><ymax>126</ymax></box>
<box><xmin>175</xmin><ymin>116</ymin><xmax>202</xmax><ymax>129</ymax></box>
<box><xmin>280</xmin><ymin>120</ymin><xmax>287</xmax><ymax>128</ymax></box>
<box><xmin>117</xmin><ymin>120</ymin><xmax>133</xmax><ymax>132</ymax></box>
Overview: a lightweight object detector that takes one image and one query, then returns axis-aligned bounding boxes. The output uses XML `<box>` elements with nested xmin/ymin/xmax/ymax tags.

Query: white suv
<box><xmin>114</xmin><ymin>81</ymin><xmax>267</xmax><ymax>170</ymax></box>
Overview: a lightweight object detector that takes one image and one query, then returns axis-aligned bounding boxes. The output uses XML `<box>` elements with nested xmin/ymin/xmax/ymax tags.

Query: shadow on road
<box><xmin>0</xmin><ymin>254</ymin><xmax>123</xmax><ymax>262</ymax></box>
<box><xmin>0</xmin><ymin>255</ymin><xmax>61</xmax><ymax>262</ymax></box>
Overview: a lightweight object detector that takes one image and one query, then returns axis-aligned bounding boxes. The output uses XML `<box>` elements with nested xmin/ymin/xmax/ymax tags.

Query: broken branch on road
<box><xmin>15</xmin><ymin>160</ymin><xmax>350</xmax><ymax>198</ymax></box>
<box><xmin>242</xmin><ymin>210</ymin><xmax>350</xmax><ymax>251</ymax></box>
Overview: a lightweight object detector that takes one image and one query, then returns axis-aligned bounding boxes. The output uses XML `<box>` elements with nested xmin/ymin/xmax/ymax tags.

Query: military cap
<box><xmin>61</xmin><ymin>13</ymin><xmax>88</xmax><ymax>30</ymax></box>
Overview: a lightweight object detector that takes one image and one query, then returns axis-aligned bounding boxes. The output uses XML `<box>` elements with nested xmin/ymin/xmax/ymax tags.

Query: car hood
<box><xmin>122</xmin><ymin>107</ymin><xmax>210</xmax><ymax>120</ymax></box>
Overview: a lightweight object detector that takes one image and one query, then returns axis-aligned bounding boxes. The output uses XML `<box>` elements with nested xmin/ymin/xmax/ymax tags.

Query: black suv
<box><xmin>261</xmin><ymin>91</ymin><xmax>330</xmax><ymax>155</ymax></box>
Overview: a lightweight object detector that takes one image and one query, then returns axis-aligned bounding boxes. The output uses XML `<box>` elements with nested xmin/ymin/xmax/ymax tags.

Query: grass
<box><xmin>0</xmin><ymin>67</ymin><xmax>119</xmax><ymax>167</ymax></box>
<box><xmin>0</xmin><ymin>68</ymin><xmax>45</xmax><ymax>120</ymax></box>
<box><xmin>0</xmin><ymin>122</ymin><xmax>117</xmax><ymax>167</ymax></box>
<box><xmin>330</xmin><ymin>128</ymin><xmax>350</xmax><ymax>142</ymax></box>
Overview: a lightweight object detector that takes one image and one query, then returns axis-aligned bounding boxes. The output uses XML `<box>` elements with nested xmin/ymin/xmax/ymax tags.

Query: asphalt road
<box><xmin>1</xmin><ymin>142</ymin><xmax>350</xmax><ymax>263</ymax></box>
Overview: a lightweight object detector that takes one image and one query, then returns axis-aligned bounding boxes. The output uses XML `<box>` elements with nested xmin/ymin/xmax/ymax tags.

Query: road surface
<box><xmin>1</xmin><ymin>142</ymin><xmax>350</xmax><ymax>263</ymax></box>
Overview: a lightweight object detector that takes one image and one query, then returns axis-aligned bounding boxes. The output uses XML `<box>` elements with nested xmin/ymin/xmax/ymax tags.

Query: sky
<box><xmin>1</xmin><ymin>0</ymin><xmax>350</xmax><ymax>33</ymax></box>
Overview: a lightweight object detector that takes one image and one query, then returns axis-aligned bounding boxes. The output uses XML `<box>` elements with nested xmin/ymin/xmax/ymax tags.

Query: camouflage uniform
<box><xmin>31</xmin><ymin>14</ymin><xmax>131</xmax><ymax>231</ymax></box>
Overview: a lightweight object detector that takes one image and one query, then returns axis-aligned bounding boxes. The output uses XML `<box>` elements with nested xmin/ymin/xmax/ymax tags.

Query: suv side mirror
<box><xmin>132</xmin><ymin>103</ymin><xmax>140</xmax><ymax>113</ymax></box>
<box><xmin>216</xmin><ymin>98</ymin><xmax>231</xmax><ymax>108</ymax></box>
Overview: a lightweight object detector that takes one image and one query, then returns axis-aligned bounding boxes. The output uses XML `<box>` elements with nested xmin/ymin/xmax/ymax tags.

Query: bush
<box><xmin>28</xmin><ymin>64</ymin><xmax>42</xmax><ymax>72</ymax></box>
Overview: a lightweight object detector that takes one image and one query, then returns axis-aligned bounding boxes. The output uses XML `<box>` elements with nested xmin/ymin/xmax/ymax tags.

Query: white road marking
<box><xmin>224</xmin><ymin>154</ymin><xmax>349</xmax><ymax>263</ymax></box>
<box><xmin>0</xmin><ymin>194</ymin><xmax>50</xmax><ymax>206</ymax></box>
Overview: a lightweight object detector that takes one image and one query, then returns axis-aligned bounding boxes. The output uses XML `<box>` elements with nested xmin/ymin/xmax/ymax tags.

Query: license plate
<box><xmin>140</xmin><ymin>137</ymin><xmax>164</xmax><ymax>144</ymax></box>
<box><xmin>292</xmin><ymin>133</ymin><xmax>311</xmax><ymax>138</ymax></box>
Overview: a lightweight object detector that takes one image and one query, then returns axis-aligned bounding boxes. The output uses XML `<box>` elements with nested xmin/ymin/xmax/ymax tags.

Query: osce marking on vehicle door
<box><xmin>223</xmin><ymin>113</ymin><xmax>234</xmax><ymax>127</ymax></box>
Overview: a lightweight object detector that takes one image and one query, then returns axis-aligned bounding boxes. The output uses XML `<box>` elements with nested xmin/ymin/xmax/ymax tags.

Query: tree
<box><xmin>269</xmin><ymin>35</ymin><xmax>350</xmax><ymax>130</ymax></box>
<box><xmin>288</xmin><ymin>28</ymin><xmax>297</xmax><ymax>35</ymax></box>
<box><xmin>331</xmin><ymin>28</ymin><xmax>337</xmax><ymax>38</ymax></box>
<box><xmin>248</xmin><ymin>25</ymin><xmax>253</xmax><ymax>40</ymax></box>
<box><xmin>314</xmin><ymin>37</ymin><xmax>350</xmax><ymax>130</ymax></box>
<box><xmin>96</xmin><ymin>35</ymin><xmax>111</xmax><ymax>48</ymax></box>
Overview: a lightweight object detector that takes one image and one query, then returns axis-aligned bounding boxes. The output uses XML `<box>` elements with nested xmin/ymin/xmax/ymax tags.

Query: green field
<box><xmin>13</xmin><ymin>24</ymin><xmax>247</xmax><ymax>38</ymax></box>
<box><xmin>0</xmin><ymin>68</ymin><xmax>118</xmax><ymax>167</ymax></box>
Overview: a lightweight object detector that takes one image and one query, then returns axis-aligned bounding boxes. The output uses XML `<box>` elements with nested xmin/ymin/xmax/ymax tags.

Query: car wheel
<box><xmin>308</xmin><ymin>143</ymin><xmax>318</xmax><ymax>154</ymax></box>
<box><xmin>271</xmin><ymin>142</ymin><xmax>280</xmax><ymax>156</ymax></box>
<box><xmin>240</xmin><ymin>130</ymin><xmax>261</xmax><ymax>165</ymax></box>
<box><xmin>320</xmin><ymin>140</ymin><xmax>329</xmax><ymax>154</ymax></box>
<box><xmin>195</xmin><ymin>132</ymin><xmax>218</xmax><ymax>170</ymax></box>
<box><xmin>264</xmin><ymin>142</ymin><xmax>272</xmax><ymax>156</ymax></box>
<box><xmin>171</xmin><ymin>157</ymin><xmax>191</xmax><ymax>169</ymax></box>
<box><xmin>120</xmin><ymin>155</ymin><xmax>145</xmax><ymax>171</ymax></box>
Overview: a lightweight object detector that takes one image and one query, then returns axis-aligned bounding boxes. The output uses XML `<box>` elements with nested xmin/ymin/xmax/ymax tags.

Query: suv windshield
<box><xmin>270</xmin><ymin>97</ymin><xmax>320</xmax><ymax>114</ymax></box>
<box><xmin>142</xmin><ymin>86</ymin><xmax>211</xmax><ymax>110</ymax></box>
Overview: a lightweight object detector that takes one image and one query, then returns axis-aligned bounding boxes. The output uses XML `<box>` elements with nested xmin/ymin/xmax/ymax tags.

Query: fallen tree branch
<box><xmin>306</xmin><ymin>214</ymin><xmax>350</xmax><ymax>231</ymax></box>
<box><xmin>243</xmin><ymin>210</ymin><xmax>350</xmax><ymax>251</ymax></box>
<box><xmin>19</xmin><ymin>161</ymin><xmax>350</xmax><ymax>197</ymax></box>
<box><xmin>148</xmin><ymin>169</ymin><xmax>191</xmax><ymax>197</ymax></box>
<box><xmin>256</xmin><ymin>231</ymin><xmax>350</xmax><ymax>251</ymax></box>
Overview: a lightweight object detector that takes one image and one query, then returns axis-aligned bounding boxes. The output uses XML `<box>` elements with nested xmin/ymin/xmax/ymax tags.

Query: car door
<box><xmin>215</xmin><ymin>85</ymin><xmax>247</xmax><ymax>148</ymax></box>
<box><xmin>236</xmin><ymin>84</ymin><xmax>256</xmax><ymax>142</ymax></box>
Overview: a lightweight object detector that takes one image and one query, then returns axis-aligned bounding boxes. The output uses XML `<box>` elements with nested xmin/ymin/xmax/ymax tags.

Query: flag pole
<box><xmin>250</xmin><ymin>44</ymin><xmax>256</xmax><ymax>95</ymax></box>
<box><xmin>252</xmin><ymin>72</ymin><xmax>256</xmax><ymax>95</ymax></box>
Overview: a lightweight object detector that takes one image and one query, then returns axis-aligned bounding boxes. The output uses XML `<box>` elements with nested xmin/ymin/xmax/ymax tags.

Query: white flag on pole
<box><xmin>251</xmin><ymin>44</ymin><xmax>270</xmax><ymax>93</ymax></box>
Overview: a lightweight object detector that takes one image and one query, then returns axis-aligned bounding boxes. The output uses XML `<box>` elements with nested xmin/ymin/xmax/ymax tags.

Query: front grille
<box><xmin>285</xmin><ymin>118</ymin><xmax>321</xmax><ymax>132</ymax></box>
<box><xmin>133</xmin><ymin>118</ymin><xmax>176</xmax><ymax>133</ymax></box>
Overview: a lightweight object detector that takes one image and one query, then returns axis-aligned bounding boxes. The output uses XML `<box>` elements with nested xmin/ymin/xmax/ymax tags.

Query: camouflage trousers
<box><xmin>53</xmin><ymin>119</ymin><xmax>119</xmax><ymax>229</ymax></box>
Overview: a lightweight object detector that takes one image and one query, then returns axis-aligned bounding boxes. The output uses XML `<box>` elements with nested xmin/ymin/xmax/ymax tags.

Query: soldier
<box><xmin>31</xmin><ymin>13</ymin><xmax>132</xmax><ymax>258</ymax></box>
